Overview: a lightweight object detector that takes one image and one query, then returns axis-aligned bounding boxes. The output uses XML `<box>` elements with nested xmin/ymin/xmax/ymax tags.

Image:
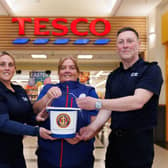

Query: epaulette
<box><xmin>144</xmin><ymin>61</ymin><xmax>158</xmax><ymax>66</ymax></box>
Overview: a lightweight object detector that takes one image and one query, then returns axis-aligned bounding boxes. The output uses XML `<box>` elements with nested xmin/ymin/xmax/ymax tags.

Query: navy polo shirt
<box><xmin>0</xmin><ymin>82</ymin><xmax>38</xmax><ymax>162</ymax></box>
<box><xmin>36</xmin><ymin>81</ymin><xmax>98</xmax><ymax>168</ymax></box>
<box><xmin>105</xmin><ymin>58</ymin><xmax>163</xmax><ymax>129</ymax></box>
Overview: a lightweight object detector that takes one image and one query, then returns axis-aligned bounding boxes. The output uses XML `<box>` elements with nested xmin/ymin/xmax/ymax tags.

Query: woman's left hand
<box><xmin>65</xmin><ymin>133</ymin><xmax>81</xmax><ymax>144</ymax></box>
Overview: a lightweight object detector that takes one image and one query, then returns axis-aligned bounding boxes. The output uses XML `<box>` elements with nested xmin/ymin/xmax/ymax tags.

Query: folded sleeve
<box><xmin>136</xmin><ymin>64</ymin><xmax>163</xmax><ymax>95</ymax></box>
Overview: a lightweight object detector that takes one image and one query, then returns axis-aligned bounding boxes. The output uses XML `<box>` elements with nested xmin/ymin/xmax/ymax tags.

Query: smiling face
<box><xmin>58</xmin><ymin>58</ymin><xmax>79</xmax><ymax>82</ymax></box>
<box><xmin>116</xmin><ymin>30</ymin><xmax>140</xmax><ymax>62</ymax></box>
<box><xmin>0</xmin><ymin>54</ymin><xmax>16</xmax><ymax>84</ymax></box>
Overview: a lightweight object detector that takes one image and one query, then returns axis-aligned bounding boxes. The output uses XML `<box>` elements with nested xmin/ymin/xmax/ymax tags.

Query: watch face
<box><xmin>96</xmin><ymin>101</ymin><xmax>102</xmax><ymax>109</ymax></box>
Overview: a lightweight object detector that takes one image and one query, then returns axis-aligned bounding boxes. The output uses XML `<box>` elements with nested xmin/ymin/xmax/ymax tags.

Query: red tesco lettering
<box><xmin>12</xmin><ymin>17</ymin><xmax>111</xmax><ymax>36</ymax></box>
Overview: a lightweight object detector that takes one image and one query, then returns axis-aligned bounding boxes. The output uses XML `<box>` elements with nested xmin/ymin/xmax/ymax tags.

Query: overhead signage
<box><xmin>12</xmin><ymin>17</ymin><xmax>111</xmax><ymax>45</ymax></box>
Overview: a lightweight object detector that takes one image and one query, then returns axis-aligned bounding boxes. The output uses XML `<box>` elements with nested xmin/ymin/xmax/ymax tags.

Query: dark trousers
<box><xmin>37</xmin><ymin>156</ymin><xmax>94</xmax><ymax>168</ymax></box>
<box><xmin>0</xmin><ymin>155</ymin><xmax>26</xmax><ymax>168</ymax></box>
<box><xmin>105</xmin><ymin>128</ymin><xmax>154</xmax><ymax>168</ymax></box>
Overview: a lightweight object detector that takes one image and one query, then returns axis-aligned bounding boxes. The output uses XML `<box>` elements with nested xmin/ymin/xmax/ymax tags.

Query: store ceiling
<box><xmin>0</xmin><ymin>0</ymin><xmax>162</xmax><ymax>69</ymax></box>
<box><xmin>0</xmin><ymin>0</ymin><xmax>162</xmax><ymax>17</ymax></box>
<box><xmin>0</xmin><ymin>0</ymin><xmax>164</xmax><ymax>89</ymax></box>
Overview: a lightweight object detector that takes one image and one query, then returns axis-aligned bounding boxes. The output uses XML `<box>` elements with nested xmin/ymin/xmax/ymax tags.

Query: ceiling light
<box><xmin>106</xmin><ymin>0</ymin><xmax>117</xmax><ymax>14</ymax></box>
<box><xmin>32</xmin><ymin>54</ymin><xmax>47</xmax><ymax>59</ymax></box>
<box><xmin>77</xmin><ymin>55</ymin><xmax>93</xmax><ymax>59</ymax></box>
<box><xmin>6</xmin><ymin>0</ymin><xmax>15</xmax><ymax>8</ymax></box>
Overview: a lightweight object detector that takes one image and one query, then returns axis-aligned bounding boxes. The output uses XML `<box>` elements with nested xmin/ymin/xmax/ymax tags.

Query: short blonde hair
<box><xmin>0</xmin><ymin>51</ymin><xmax>16</xmax><ymax>65</ymax></box>
<box><xmin>58</xmin><ymin>56</ymin><xmax>80</xmax><ymax>73</ymax></box>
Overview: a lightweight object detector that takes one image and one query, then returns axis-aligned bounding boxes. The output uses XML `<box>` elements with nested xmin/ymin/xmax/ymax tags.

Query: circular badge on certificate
<box><xmin>56</xmin><ymin>113</ymin><xmax>71</xmax><ymax>128</ymax></box>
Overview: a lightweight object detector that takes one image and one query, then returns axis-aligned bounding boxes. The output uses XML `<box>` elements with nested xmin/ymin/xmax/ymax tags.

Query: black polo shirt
<box><xmin>105</xmin><ymin>58</ymin><xmax>163</xmax><ymax>129</ymax></box>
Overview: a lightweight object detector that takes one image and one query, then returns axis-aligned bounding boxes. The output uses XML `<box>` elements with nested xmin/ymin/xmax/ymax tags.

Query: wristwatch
<box><xmin>95</xmin><ymin>100</ymin><xmax>102</xmax><ymax>110</ymax></box>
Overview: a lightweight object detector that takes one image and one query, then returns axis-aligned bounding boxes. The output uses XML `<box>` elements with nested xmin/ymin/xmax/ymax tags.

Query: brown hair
<box><xmin>117</xmin><ymin>27</ymin><xmax>139</xmax><ymax>39</ymax></box>
<box><xmin>58</xmin><ymin>56</ymin><xmax>80</xmax><ymax>73</ymax></box>
<box><xmin>0</xmin><ymin>51</ymin><xmax>16</xmax><ymax>65</ymax></box>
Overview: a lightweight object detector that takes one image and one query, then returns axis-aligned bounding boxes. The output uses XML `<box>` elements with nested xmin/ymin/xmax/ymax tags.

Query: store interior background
<box><xmin>0</xmin><ymin>0</ymin><xmax>168</xmax><ymax>146</ymax></box>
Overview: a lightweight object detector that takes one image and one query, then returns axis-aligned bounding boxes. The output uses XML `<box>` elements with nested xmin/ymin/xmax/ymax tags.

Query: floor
<box><xmin>24</xmin><ymin>127</ymin><xmax>168</xmax><ymax>168</ymax></box>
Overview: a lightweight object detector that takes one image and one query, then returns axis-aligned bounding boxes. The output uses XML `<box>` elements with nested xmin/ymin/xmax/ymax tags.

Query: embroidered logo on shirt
<box><xmin>22</xmin><ymin>96</ymin><xmax>29</xmax><ymax>102</ymax></box>
<box><xmin>130</xmin><ymin>72</ymin><xmax>139</xmax><ymax>77</ymax></box>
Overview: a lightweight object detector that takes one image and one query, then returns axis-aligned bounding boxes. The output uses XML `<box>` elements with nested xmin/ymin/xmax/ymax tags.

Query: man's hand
<box><xmin>78</xmin><ymin>125</ymin><xmax>97</xmax><ymax>141</ymax></box>
<box><xmin>65</xmin><ymin>133</ymin><xmax>81</xmax><ymax>144</ymax></box>
<box><xmin>76</xmin><ymin>96</ymin><xmax>97</xmax><ymax>110</ymax></box>
<box><xmin>39</xmin><ymin>127</ymin><xmax>57</xmax><ymax>140</ymax></box>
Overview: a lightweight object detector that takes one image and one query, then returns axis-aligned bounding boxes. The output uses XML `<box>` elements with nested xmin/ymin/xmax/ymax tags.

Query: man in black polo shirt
<box><xmin>77</xmin><ymin>27</ymin><xmax>163</xmax><ymax>168</ymax></box>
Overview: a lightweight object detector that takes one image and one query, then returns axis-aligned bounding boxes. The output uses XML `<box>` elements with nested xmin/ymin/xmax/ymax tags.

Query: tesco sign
<box><xmin>12</xmin><ymin>17</ymin><xmax>111</xmax><ymax>44</ymax></box>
